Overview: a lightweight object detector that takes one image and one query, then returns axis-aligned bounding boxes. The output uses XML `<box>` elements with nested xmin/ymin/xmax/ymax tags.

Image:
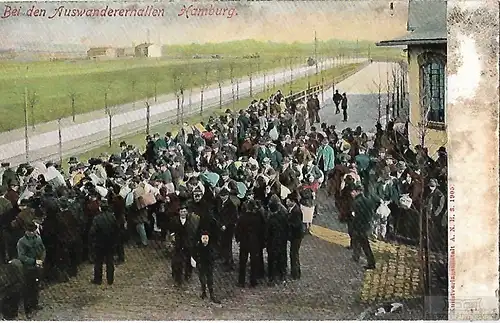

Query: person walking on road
<box><xmin>333</xmin><ymin>90</ymin><xmax>342</xmax><ymax>114</ymax></box>
<box><xmin>341</xmin><ymin>93</ymin><xmax>348</xmax><ymax>122</ymax></box>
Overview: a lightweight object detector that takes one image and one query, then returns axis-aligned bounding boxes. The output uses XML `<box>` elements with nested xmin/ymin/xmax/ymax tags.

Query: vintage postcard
<box><xmin>0</xmin><ymin>0</ymin><xmax>497</xmax><ymax>321</ymax></box>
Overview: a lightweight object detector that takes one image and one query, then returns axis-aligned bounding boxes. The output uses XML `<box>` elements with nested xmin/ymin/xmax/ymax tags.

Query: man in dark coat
<box><xmin>0</xmin><ymin>259</ymin><xmax>25</xmax><ymax>319</ymax></box>
<box><xmin>189</xmin><ymin>188</ymin><xmax>218</xmax><ymax>242</ymax></box>
<box><xmin>341</xmin><ymin>93</ymin><xmax>348</xmax><ymax>122</ymax></box>
<box><xmin>194</xmin><ymin>231</ymin><xmax>220</xmax><ymax>304</ymax></box>
<box><xmin>170</xmin><ymin>202</ymin><xmax>199</xmax><ymax>286</ymax></box>
<box><xmin>424</xmin><ymin>178</ymin><xmax>446</xmax><ymax>252</ymax></box>
<box><xmin>235</xmin><ymin>200</ymin><xmax>264</xmax><ymax>287</ymax></box>
<box><xmin>266</xmin><ymin>195</ymin><xmax>288</xmax><ymax>285</ymax></box>
<box><xmin>285</xmin><ymin>193</ymin><xmax>304</xmax><ymax>280</ymax></box>
<box><xmin>0</xmin><ymin>185</ymin><xmax>15</xmax><ymax>263</ymax></box>
<box><xmin>89</xmin><ymin>200</ymin><xmax>119</xmax><ymax>285</ymax></box>
<box><xmin>1</xmin><ymin>164</ymin><xmax>16</xmax><ymax>189</ymax></box>
<box><xmin>216</xmin><ymin>189</ymin><xmax>237</xmax><ymax>271</ymax></box>
<box><xmin>333</xmin><ymin>89</ymin><xmax>342</xmax><ymax>114</ymax></box>
<box><xmin>350</xmin><ymin>184</ymin><xmax>376</xmax><ymax>270</ymax></box>
<box><xmin>17</xmin><ymin>221</ymin><xmax>45</xmax><ymax>318</ymax></box>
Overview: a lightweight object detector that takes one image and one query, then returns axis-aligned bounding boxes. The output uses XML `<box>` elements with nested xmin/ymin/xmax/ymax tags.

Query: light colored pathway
<box><xmin>319</xmin><ymin>62</ymin><xmax>404</xmax><ymax>134</ymax></box>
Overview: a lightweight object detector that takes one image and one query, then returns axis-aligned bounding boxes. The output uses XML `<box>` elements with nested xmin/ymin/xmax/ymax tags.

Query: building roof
<box><xmin>87</xmin><ymin>47</ymin><xmax>113</xmax><ymax>51</ymax></box>
<box><xmin>135</xmin><ymin>43</ymin><xmax>155</xmax><ymax>48</ymax></box>
<box><xmin>377</xmin><ymin>0</ymin><xmax>446</xmax><ymax>47</ymax></box>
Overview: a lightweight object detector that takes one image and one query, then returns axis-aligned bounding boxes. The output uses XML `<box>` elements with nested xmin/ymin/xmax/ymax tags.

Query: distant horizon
<box><xmin>0</xmin><ymin>1</ymin><xmax>408</xmax><ymax>48</ymax></box>
<box><xmin>0</xmin><ymin>39</ymin><xmax>391</xmax><ymax>52</ymax></box>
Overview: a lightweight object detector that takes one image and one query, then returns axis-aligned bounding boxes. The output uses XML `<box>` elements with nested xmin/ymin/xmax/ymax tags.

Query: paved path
<box><xmin>0</xmin><ymin>58</ymin><xmax>366</xmax><ymax>163</ymax></box>
<box><xmin>318</xmin><ymin>61</ymin><xmax>404</xmax><ymax>134</ymax></box>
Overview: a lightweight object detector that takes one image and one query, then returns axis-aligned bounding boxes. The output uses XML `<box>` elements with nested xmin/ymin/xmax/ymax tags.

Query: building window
<box><xmin>419</xmin><ymin>53</ymin><xmax>446</xmax><ymax>125</ymax></box>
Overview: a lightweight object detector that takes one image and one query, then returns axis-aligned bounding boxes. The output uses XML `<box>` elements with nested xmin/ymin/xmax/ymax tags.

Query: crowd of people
<box><xmin>0</xmin><ymin>88</ymin><xmax>448</xmax><ymax>319</ymax></box>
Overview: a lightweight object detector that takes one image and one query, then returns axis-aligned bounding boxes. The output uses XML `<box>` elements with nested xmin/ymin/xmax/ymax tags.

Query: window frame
<box><xmin>418</xmin><ymin>52</ymin><xmax>447</xmax><ymax>130</ymax></box>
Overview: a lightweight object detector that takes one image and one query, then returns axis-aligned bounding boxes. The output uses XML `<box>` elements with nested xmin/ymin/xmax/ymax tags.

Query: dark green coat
<box><xmin>1</xmin><ymin>169</ymin><xmax>16</xmax><ymax>186</ymax></box>
<box><xmin>351</xmin><ymin>194</ymin><xmax>376</xmax><ymax>233</ymax></box>
<box><xmin>17</xmin><ymin>235</ymin><xmax>46</xmax><ymax>267</ymax></box>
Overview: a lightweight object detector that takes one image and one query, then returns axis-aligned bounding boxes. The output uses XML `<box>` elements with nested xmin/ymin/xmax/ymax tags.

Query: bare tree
<box><xmin>151</xmin><ymin>71</ymin><xmax>159</xmax><ymax>103</ymax></box>
<box><xmin>249</xmin><ymin>61</ymin><xmax>254</xmax><ymax>97</ymax></box>
<box><xmin>23</xmin><ymin>85</ymin><xmax>29</xmax><ymax>161</ymax></box>
<box><xmin>273</xmin><ymin>58</ymin><xmax>277</xmax><ymax>90</ymax></box>
<box><xmin>289</xmin><ymin>56</ymin><xmax>294</xmax><ymax>94</ymax></box>
<box><xmin>131</xmin><ymin>78</ymin><xmax>137</xmax><ymax>108</ymax></box>
<box><xmin>28</xmin><ymin>90</ymin><xmax>38</xmax><ymax>130</ymax></box>
<box><xmin>172</xmin><ymin>68</ymin><xmax>181</xmax><ymax>124</ymax></box>
<box><xmin>57</xmin><ymin>117</ymin><xmax>63</xmax><ymax>165</ymax></box>
<box><xmin>200</xmin><ymin>66</ymin><xmax>209</xmax><ymax>115</ymax></box>
<box><xmin>386</xmin><ymin>65</ymin><xmax>392</xmax><ymax>122</ymax></box>
<box><xmin>145</xmin><ymin>101</ymin><xmax>151</xmax><ymax>134</ymax></box>
<box><xmin>256</xmin><ymin>58</ymin><xmax>261</xmax><ymax>93</ymax></box>
<box><xmin>68</xmin><ymin>89</ymin><xmax>77</xmax><ymax>122</ymax></box>
<box><xmin>230</xmin><ymin>62</ymin><xmax>235</xmax><ymax>110</ymax></box>
<box><xmin>103</xmin><ymin>81</ymin><xmax>113</xmax><ymax>147</ymax></box>
<box><xmin>216</xmin><ymin>63</ymin><xmax>223</xmax><ymax>109</ymax></box>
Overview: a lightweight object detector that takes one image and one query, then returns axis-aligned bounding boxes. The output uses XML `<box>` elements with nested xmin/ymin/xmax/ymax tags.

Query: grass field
<box><xmin>71</xmin><ymin>62</ymin><xmax>362</xmax><ymax>167</ymax></box>
<box><xmin>0</xmin><ymin>40</ymin><xmax>402</xmax><ymax>133</ymax></box>
<box><xmin>164</xmin><ymin>39</ymin><xmax>402</xmax><ymax>59</ymax></box>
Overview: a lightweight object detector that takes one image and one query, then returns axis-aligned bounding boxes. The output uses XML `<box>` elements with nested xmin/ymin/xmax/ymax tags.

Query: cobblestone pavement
<box><xmin>312</xmin><ymin>190</ymin><xmax>422</xmax><ymax>307</ymax></box>
<box><xmin>31</xmin><ymin>228</ymin><xmax>367</xmax><ymax>320</ymax></box>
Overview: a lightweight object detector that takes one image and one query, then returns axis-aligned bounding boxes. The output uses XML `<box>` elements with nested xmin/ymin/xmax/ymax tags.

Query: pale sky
<box><xmin>0</xmin><ymin>1</ymin><xmax>409</xmax><ymax>48</ymax></box>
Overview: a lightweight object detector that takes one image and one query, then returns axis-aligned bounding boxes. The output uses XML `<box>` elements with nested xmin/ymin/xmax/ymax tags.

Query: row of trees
<box><xmin>20</xmin><ymin>53</ymin><xmax>358</xmax><ymax>163</ymax></box>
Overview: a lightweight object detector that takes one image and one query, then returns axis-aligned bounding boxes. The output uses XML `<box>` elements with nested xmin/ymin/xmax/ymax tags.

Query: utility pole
<box><xmin>314</xmin><ymin>30</ymin><xmax>319</xmax><ymax>76</ymax></box>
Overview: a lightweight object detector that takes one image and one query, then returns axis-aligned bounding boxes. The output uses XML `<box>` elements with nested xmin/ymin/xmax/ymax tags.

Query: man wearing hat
<box><xmin>235</xmin><ymin>200</ymin><xmax>265</xmax><ymax>287</ymax></box>
<box><xmin>17</xmin><ymin>221</ymin><xmax>45</xmax><ymax>317</ymax></box>
<box><xmin>285</xmin><ymin>192</ymin><xmax>304</xmax><ymax>280</ymax></box>
<box><xmin>424</xmin><ymin>178</ymin><xmax>446</xmax><ymax>251</ymax></box>
<box><xmin>0</xmin><ymin>163</ymin><xmax>15</xmax><ymax>188</ymax></box>
<box><xmin>316</xmin><ymin>137</ymin><xmax>335</xmax><ymax>176</ymax></box>
<box><xmin>215</xmin><ymin>188</ymin><xmax>237</xmax><ymax>271</ymax></box>
<box><xmin>170</xmin><ymin>202</ymin><xmax>200</xmax><ymax>286</ymax></box>
<box><xmin>279</xmin><ymin>156</ymin><xmax>300</xmax><ymax>192</ymax></box>
<box><xmin>194</xmin><ymin>231</ymin><xmax>220</xmax><ymax>304</ymax></box>
<box><xmin>267</xmin><ymin>142</ymin><xmax>283</xmax><ymax>170</ymax></box>
<box><xmin>350</xmin><ymin>183</ymin><xmax>376</xmax><ymax>270</ymax></box>
<box><xmin>0</xmin><ymin>185</ymin><xmax>14</xmax><ymax>264</ymax></box>
<box><xmin>89</xmin><ymin>199</ymin><xmax>119</xmax><ymax>285</ymax></box>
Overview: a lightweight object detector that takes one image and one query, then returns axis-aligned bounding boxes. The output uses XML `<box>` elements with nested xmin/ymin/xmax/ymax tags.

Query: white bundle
<box><xmin>280</xmin><ymin>184</ymin><xmax>291</xmax><ymax>200</ymax></box>
<box><xmin>95</xmin><ymin>185</ymin><xmax>109</xmax><ymax>198</ymax></box>
<box><xmin>46</xmin><ymin>166</ymin><xmax>66</xmax><ymax>188</ymax></box>
<box><xmin>269</xmin><ymin>127</ymin><xmax>279</xmax><ymax>141</ymax></box>
<box><xmin>376</xmin><ymin>201</ymin><xmax>391</xmax><ymax>218</ymax></box>
<box><xmin>399</xmin><ymin>194</ymin><xmax>413</xmax><ymax>208</ymax></box>
<box><xmin>119</xmin><ymin>185</ymin><xmax>132</xmax><ymax>199</ymax></box>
